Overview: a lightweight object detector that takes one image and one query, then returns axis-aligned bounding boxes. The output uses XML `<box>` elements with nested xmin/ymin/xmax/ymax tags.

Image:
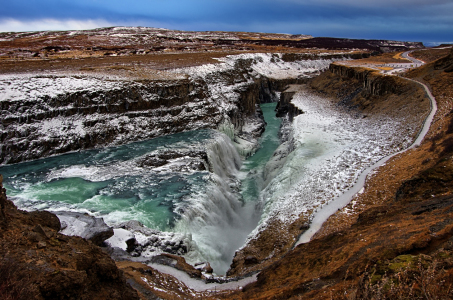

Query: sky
<box><xmin>0</xmin><ymin>0</ymin><xmax>452</xmax><ymax>45</ymax></box>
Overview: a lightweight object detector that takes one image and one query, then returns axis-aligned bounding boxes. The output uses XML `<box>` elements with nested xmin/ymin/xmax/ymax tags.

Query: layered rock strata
<box><xmin>1</xmin><ymin>53</ymin><xmax>350</xmax><ymax>164</ymax></box>
<box><xmin>224</xmin><ymin>49</ymin><xmax>453</xmax><ymax>299</ymax></box>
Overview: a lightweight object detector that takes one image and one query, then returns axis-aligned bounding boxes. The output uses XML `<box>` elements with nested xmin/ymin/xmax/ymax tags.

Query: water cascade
<box><xmin>0</xmin><ymin>103</ymin><xmax>284</xmax><ymax>275</ymax></box>
<box><xmin>173</xmin><ymin>132</ymin><xmax>248</xmax><ymax>273</ymax></box>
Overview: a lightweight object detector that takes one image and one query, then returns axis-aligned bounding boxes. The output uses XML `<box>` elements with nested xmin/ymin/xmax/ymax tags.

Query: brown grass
<box><xmin>411</xmin><ymin>47</ymin><xmax>452</xmax><ymax>64</ymax></box>
<box><xmin>378</xmin><ymin>66</ymin><xmax>394</xmax><ymax>71</ymax></box>
<box><xmin>0</xmin><ymin>258</ymin><xmax>37</xmax><ymax>300</ymax></box>
<box><xmin>342</xmin><ymin>257</ymin><xmax>453</xmax><ymax>300</ymax></box>
<box><xmin>393</xmin><ymin>52</ymin><xmax>404</xmax><ymax>60</ymax></box>
<box><xmin>344</xmin><ymin>51</ymin><xmax>411</xmax><ymax>66</ymax></box>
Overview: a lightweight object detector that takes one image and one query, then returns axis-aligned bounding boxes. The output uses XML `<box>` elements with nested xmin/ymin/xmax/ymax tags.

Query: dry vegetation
<box><xmin>411</xmin><ymin>46</ymin><xmax>453</xmax><ymax>64</ymax></box>
<box><xmin>341</xmin><ymin>51</ymin><xmax>411</xmax><ymax>66</ymax></box>
<box><xmin>0</xmin><ymin>258</ymin><xmax>37</xmax><ymax>300</ymax></box>
<box><xmin>344</xmin><ymin>255</ymin><xmax>453</xmax><ymax>300</ymax></box>
<box><xmin>2</xmin><ymin>27</ymin><xmax>421</xmax><ymax>77</ymax></box>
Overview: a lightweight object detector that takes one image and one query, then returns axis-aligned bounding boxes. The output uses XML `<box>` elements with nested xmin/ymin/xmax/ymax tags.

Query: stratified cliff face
<box><xmin>0</xmin><ymin>52</ymin><xmax>348</xmax><ymax>165</ymax></box>
<box><xmin>1</xmin><ymin>77</ymin><xmax>215</xmax><ymax>164</ymax></box>
<box><xmin>0</xmin><ymin>176</ymin><xmax>139</xmax><ymax>300</ymax></box>
<box><xmin>0</xmin><ymin>75</ymin><xmax>221</xmax><ymax>164</ymax></box>
<box><xmin>328</xmin><ymin>63</ymin><xmax>411</xmax><ymax>96</ymax></box>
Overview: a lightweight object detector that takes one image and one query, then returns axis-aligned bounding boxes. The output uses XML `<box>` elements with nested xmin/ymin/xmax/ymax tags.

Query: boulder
<box><xmin>55</xmin><ymin>211</ymin><xmax>114</xmax><ymax>246</ymax></box>
<box><xmin>29</xmin><ymin>211</ymin><xmax>61</xmax><ymax>231</ymax></box>
<box><xmin>126</xmin><ymin>238</ymin><xmax>138</xmax><ymax>253</ymax></box>
<box><xmin>202</xmin><ymin>262</ymin><xmax>213</xmax><ymax>274</ymax></box>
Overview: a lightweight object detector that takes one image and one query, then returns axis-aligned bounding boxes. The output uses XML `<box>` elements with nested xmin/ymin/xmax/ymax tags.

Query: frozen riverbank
<box><xmin>295</xmin><ymin>77</ymin><xmax>437</xmax><ymax>245</ymax></box>
<box><xmin>246</xmin><ymin>84</ymin><xmax>422</xmax><ymax>246</ymax></box>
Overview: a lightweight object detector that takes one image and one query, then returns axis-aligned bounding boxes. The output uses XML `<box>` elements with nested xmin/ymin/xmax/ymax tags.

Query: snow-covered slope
<box><xmin>254</xmin><ymin>85</ymin><xmax>415</xmax><ymax>234</ymax></box>
<box><xmin>0</xmin><ymin>53</ymin><xmax>346</xmax><ymax>164</ymax></box>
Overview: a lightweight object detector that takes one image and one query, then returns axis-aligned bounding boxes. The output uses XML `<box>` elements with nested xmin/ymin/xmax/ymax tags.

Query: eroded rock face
<box><xmin>1</xmin><ymin>52</ymin><xmax>352</xmax><ymax>165</ymax></box>
<box><xmin>275</xmin><ymin>90</ymin><xmax>304</xmax><ymax>120</ymax></box>
<box><xmin>227</xmin><ymin>63</ymin><xmax>430</xmax><ymax>277</ymax></box>
<box><xmin>0</xmin><ymin>77</ymin><xmax>219</xmax><ymax>164</ymax></box>
<box><xmin>0</xmin><ymin>176</ymin><xmax>139</xmax><ymax>300</ymax></box>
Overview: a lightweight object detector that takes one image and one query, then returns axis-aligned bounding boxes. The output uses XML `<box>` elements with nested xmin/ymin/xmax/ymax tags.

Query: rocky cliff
<box><xmin>0</xmin><ymin>176</ymin><xmax>139</xmax><ymax>300</ymax></box>
<box><xmin>0</xmin><ymin>52</ymin><xmax>348</xmax><ymax>165</ymax></box>
<box><xmin>1</xmin><ymin>77</ymin><xmax>215</xmax><ymax>164</ymax></box>
<box><xmin>329</xmin><ymin>63</ymin><xmax>413</xmax><ymax>96</ymax></box>
<box><xmin>222</xmin><ymin>47</ymin><xmax>453</xmax><ymax>300</ymax></box>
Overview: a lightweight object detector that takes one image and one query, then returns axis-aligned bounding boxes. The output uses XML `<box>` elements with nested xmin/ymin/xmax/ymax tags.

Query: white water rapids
<box><xmin>173</xmin><ymin>133</ymin><xmax>259</xmax><ymax>274</ymax></box>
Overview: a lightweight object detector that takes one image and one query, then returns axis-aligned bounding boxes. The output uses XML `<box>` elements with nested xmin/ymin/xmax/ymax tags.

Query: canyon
<box><xmin>1</xmin><ymin>27</ymin><xmax>452</xmax><ymax>299</ymax></box>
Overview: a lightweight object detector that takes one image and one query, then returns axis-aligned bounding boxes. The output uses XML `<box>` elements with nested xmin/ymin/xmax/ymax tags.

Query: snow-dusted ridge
<box><xmin>0</xmin><ymin>52</ymin><xmax>346</xmax><ymax>165</ymax></box>
<box><xmin>242</xmin><ymin>82</ymin><xmax>427</xmax><ymax>248</ymax></box>
<box><xmin>295</xmin><ymin>77</ymin><xmax>437</xmax><ymax>246</ymax></box>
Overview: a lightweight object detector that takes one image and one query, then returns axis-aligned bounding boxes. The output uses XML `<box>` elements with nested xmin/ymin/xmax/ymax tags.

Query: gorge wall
<box><xmin>227</xmin><ymin>62</ymin><xmax>431</xmax><ymax>277</ymax></box>
<box><xmin>1</xmin><ymin>52</ymin><xmax>349</xmax><ymax>165</ymax></box>
<box><xmin>0</xmin><ymin>176</ymin><xmax>140</xmax><ymax>299</ymax></box>
<box><xmin>1</xmin><ymin>78</ymin><xmax>215</xmax><ymax>164</ymax></box>
<box><xmin>224</xmin><ymin>47</ymin><xmax>453</xmax><ymax>300</ymax></box>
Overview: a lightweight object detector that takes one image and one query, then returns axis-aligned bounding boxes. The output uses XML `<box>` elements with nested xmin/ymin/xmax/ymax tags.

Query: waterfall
<box><xmin>206</xmin><ymin>132</ymin><xmax>242</xmax><ymax>179</ymax></box>
<box><xmin>174</xmin><ymin>132</ymin><xmax>257</xmax><ymax>275</ymax></box>
<box><xmin>217</xmin><ymin>119</ymin><xmax>236</xmax><ymax>141</ymax></box>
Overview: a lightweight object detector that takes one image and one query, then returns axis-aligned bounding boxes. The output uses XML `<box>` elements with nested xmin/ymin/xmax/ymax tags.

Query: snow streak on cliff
<box><xmin>0</xmin><ymin>53</ymin><xmax>343</xmax><ymax>165</ymax></box>
<box><xmin>246</xmin><ymin>85</ymin><xmax>420</xmax><ymax>244</ymax></box>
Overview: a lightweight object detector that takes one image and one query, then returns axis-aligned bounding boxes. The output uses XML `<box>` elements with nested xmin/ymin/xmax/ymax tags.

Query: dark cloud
<box><xmin>0</xmin><ymin>0</ymin><xmax>451</xmax><ymax>44</ymax></box>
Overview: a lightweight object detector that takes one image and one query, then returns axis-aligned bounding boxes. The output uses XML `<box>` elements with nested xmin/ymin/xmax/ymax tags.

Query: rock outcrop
<box><xmin>0</xmin><ymin>53</ymin><xmax>346</xmax><ymax>165</ymax></box>
<box><xmin>329</xmin><ymin>63</ymin><xmax>414</xmax><ymax>96</ymax></box>
<box><xmin>0</xmin><ymin>176</ymin><xmax>139</xmax><ymax>300</ymax></box>
<box><xmin>56</xmin><ymin>211</ymin><xmax>114</xmax><ymax>246</ymax></box>
<box><xmin>275</xmin><ymin>90</ymin><xmax>303</xmax><ymax>120</ymax></box>
<box><xmin>106</xmin><ymin>220</ymin><xmax>193</xmax><ymax>258</ymax></box>
<box><xmin>0</xmin><ymin>77</ymin><xmax>218</xmax><ymax>164</ymax></box>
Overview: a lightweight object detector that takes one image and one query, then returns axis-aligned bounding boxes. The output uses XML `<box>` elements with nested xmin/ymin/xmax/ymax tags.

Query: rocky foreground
<box><xmin>0</xmin><ymin>175</ymin><xmax>140</xmax><ymax>299</ymax></box>
<box><xmin>1</xmin><ymin>26</ymin><xmax>451</xmax><ymax>299</ymax></box>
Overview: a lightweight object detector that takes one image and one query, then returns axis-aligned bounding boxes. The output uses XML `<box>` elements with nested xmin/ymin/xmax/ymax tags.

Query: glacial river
<box><xmin>0</xmin><ymin>103</ymin><xmax>282</xmax><ymax>275</ymax></box>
